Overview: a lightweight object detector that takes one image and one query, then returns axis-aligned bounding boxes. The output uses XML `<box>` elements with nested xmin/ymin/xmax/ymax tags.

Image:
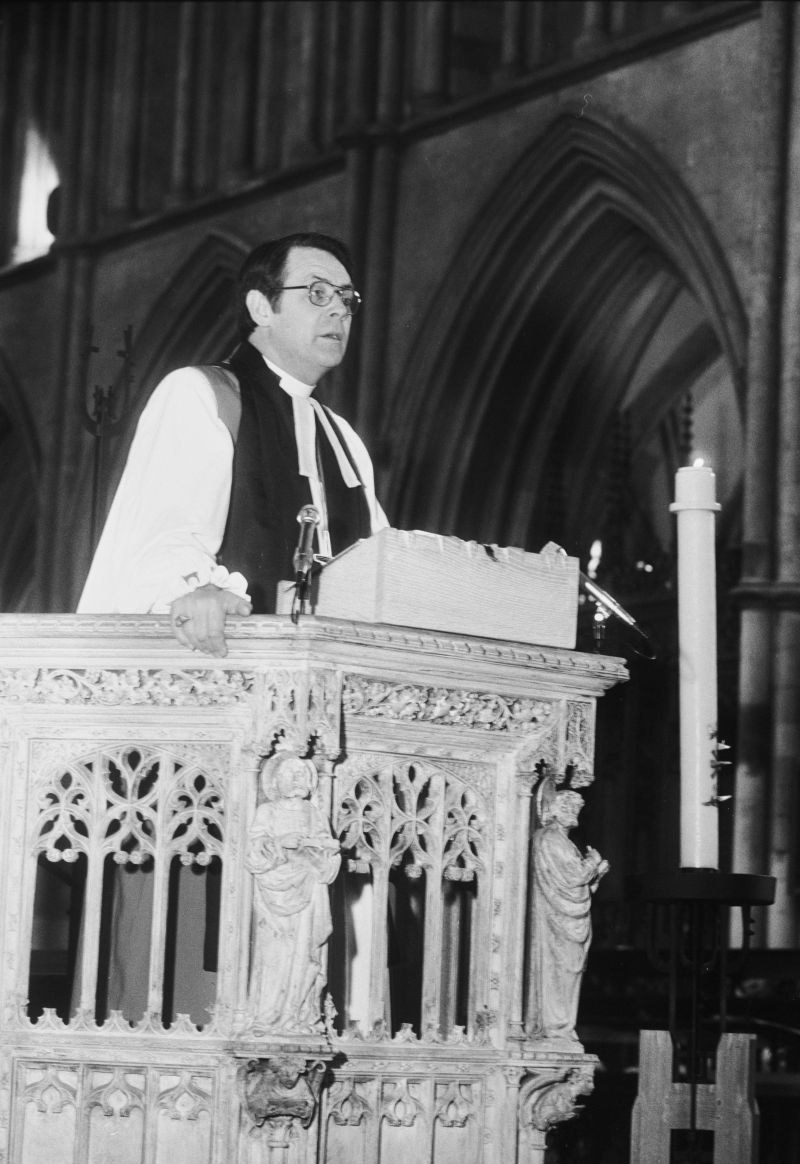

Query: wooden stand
<box><xmin>631</xmin><ymin>1029</ymin><xmax>759</xmax><ymax>1163</ymax></box>
<box><xmin>628</xmin><ymin>870</ymin><xmax>775</xmax><ymax>1164</ymax></box>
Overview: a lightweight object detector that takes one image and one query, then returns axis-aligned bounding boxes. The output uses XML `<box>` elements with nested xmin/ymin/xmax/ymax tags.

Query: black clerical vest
<box><xmin>217</xmin><ymin>342</ymin><xmax>371</xmax><ymax>613</ymax></box>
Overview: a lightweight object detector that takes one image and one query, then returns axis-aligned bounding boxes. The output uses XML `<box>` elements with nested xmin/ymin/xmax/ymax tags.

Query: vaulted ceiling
<box><xmin>388</xmin><ymin>115</ymin><xmax>746</xmax><ymax>603</ymax></box>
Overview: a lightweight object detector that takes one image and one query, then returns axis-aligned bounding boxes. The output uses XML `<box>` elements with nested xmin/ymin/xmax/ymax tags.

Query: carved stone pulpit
<box><xmin>0</xmin><ymin>537</ymin><xmax>625</xmax><ymax>1163</ymax></box>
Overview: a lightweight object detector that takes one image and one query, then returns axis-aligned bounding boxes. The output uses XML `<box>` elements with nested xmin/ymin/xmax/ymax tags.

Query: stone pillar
<box><xmin>734</xmin><ymin>0</ymin><xmax>793</xmax><ymax>942</ymax></box>
<box><xmin>38</xmin><ymin>0</ymin><xmax>106</xmax><ymax>611</ymax></box>
<box><xmin>522</xmin><ymin>1</ymin><xmax>553</xmax><ymax>71</ymax></box>
<box><xmin>496</xmin><ymin>0</ymin><xmax>524</xmax><ymax>80</ymax></box>
<box><xmin>574</xmin><ymin>1</ymin><xmax>608</xmax><ymax>55</ymax></box>
<box><xmin>339</xmin><ymin>1</ymin><xmax>375</xmax><ymax>423</ymax></box>
<box><xmin>218</xmin><ymin>2</ymin><xmax>260</xmax><ymax>188</ymax></box>
<box><xmin>769</xmin><ymin>2</ymin><xmax>800</xmax><ymax>945</ymax></box>
<box><xmin>410</xmin><ymin>0</ymin><xmax>449</xmax><ymax>112</ymax></box>
<box><xmin>510</xmin><ymin>768</ymin><xmax>534</xmax><ymax>1037</ymax></box>
<box><xmin>190</xmin><ymin>3</ymin><xmax>221</xmax><ymax>194</ymax></box>
<box><xmin>104</xmin><ymin>2</ymin><xmax>145</xmax><ymax>221</ymax></box>
<box><xmin>343</xmin><ymin>1</ymin><xmax>402</xmax><ymax>454</ymax></box>
<box><xmin>283</xmin><ymin>1</ymin><xmax>320</xmax><ymax>163</ymax></box>
<box><xmin>0</xmin><ymin>8</ymin><xmax>17</xmax><ymax>263</ymax></box>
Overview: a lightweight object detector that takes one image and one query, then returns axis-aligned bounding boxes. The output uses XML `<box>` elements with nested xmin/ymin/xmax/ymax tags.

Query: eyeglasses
<box><xmin>279</xmin><ymin>279</ymin><xmax>362</xmax><ymax>316</ymax></box>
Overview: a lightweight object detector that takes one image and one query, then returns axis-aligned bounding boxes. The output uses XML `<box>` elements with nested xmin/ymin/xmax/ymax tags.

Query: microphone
<box><xmin>293</xmin><ymin>505</ymin><xmax>321</xmax><ymax>585</ymax></box>
<box><xmin>292</xmin><ymin>505</ymin><xmax>321</xmax><ymax>623</ymax></box>
<box><xmin>579</xmin><ymin>572</ymin><xmax>656</xmax><ymax>659</ymax></box>
<box><xmin>579</xmin><ymin>572</ymin><xmax>638</xmax><ymax>628</ymax></box>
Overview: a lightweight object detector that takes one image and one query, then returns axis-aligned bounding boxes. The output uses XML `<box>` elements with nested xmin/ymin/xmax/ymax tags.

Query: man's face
<box><xmin>251</xmin><ymin>246</ymin><xmax>354</xmax><ymax>385</ymax></box>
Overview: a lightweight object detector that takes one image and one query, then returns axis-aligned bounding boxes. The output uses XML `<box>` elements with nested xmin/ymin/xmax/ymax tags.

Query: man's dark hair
<box><xmin>236</xmin><ymin>232</ymin><xmax>353</xmax><ymax>339</ymax></box>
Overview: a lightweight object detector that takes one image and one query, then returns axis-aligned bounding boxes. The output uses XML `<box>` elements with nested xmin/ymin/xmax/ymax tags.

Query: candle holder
<box><xmin>80</xmin><ymin>322</ymin><xmax>135</xmax><ymax>547</ymax></box>
<box><xmin>628</xmin><ymin>867</ymin><xmax>775</xmax><ymax>1164</ymax></box>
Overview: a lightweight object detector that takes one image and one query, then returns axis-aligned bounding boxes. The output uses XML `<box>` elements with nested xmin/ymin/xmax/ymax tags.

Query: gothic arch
<box><xmin>0</xmin><ymin>348</ymin><xmax>41</xmax><ymax>609</ymax></box>
<box><xmin>99</xmin><ymin>231</ymin><xmax>247</xmax><ymax>519</ymax></box>
<box><xmin>127</xmin><ymin>229</ymin><xmax>248</xmax><ymax>405</ymax></box>
<box><xmin>387</xmin><ymin>112</ymin><xmax>747</xmax><ymax>559</ymax></box>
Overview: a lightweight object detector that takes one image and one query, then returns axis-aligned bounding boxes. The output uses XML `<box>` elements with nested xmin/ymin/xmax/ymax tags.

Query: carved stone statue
<box><xmin>246</xmin><ymin>750</ymin><xmax>341</xmax><ymax>1033</ymax></box>
<box><xmin>530</xmin><ymin>778</ymin><xmax>608</xmax><ymax>1041</ymax></box>
<box><xmin>521</xmin><ymin>1065</ymin><xmax>596</xmax><ymax>1133</ymax></box>
<box><xmin>239</xmin><ymin>1055</ymin><xmax>328</xmax><ymax>1128</ymax></box>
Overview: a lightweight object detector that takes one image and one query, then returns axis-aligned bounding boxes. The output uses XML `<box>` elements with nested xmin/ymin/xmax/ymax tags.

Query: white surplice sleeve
<box><xmin>77</xmin><ymin>367</ymin><xmax>249</xmax><ymax>614</ymax></box>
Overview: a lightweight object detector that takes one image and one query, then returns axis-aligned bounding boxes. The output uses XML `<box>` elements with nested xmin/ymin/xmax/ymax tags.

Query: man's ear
<box><xmin>245</xmin><ymin>288</ymin><xmax>273</xmax><ymax>328</ymax></box>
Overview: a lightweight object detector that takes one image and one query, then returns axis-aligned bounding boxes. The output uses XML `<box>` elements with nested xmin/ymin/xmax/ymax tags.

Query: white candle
<box><xmin>670</xmin><ymin>462</ymin><xmax>721</xmax><ymax>869</ymax></box>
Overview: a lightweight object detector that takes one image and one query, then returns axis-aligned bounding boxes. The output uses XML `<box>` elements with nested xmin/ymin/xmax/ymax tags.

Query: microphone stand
<box><xmin>291</xmin><ymin>505</ymin><xmax>321</xmax><ymax>624</ymax></box>
<box><xmin>580</xmin><ymin>572</ymin><xmax>657</xmax><ymax>660</ymax></box>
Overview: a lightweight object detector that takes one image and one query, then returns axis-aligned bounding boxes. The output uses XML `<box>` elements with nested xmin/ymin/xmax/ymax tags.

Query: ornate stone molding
<box><xmin>0</xmin><ymin>616</ymin><xmax>629</xmax><ymax>691</ymax></box>
<box><xmin>0</xmin><ymin>667</ymin><xmax>254</xmax><ymax>706</ymax></box>
<box><xmin>258</xmin><ymin>668</ymin><xmax>342</xmax><ymax>756</ymax></box>
<box><xmin>342</xmin><ymin>675</ymin><xmax>555</xmax><ymax>734</ymax></box>
<box><xmin>19</xmin><ymin>1004</ymin><xmax>219</xmax><ymax>1037</ymax></box>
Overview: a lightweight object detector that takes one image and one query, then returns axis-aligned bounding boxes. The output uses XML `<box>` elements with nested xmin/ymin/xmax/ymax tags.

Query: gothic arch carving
<box><xmin>387</xmin><ymin>112</ymin><xmax>747</xmax><ymax>550</ymax></box>
<box><xmin>100</xmin><ymin>231</ymin><xmax>247</xmax><ymax>517</ymax></box>
<box><xmin>128</xmin><ymin>230</ymin><xmax>247</xmax><ymax>398</ymax></box>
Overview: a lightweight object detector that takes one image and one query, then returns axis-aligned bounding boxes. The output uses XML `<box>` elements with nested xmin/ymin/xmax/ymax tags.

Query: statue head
<box><xmin>551</xmin><ymin>790</ymin><xmax>584</xmax><ymax>829</ymax></box>
<box><xmin>536</xmin><ymin>773</ymin><xmax>584</xmax><ymax>828</ymax></box>
<box><xmin>259</xmin><ymin>750</ymin><xmax>318</xmax><ymax>802</ymax></box>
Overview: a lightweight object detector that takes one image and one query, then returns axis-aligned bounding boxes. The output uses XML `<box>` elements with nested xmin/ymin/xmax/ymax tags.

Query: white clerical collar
<box><xmin>263</xmin><ymin>356</ymin><xmax>314</xmax><ymax>398</ymax></box>
<box><xmin>261</xmin><ymin>355</ymin><xmax>359</xmax><ymax>488</ymax></box>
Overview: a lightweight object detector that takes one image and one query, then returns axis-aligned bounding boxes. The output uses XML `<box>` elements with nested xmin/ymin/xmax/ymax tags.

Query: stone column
<box><xmin>522</xmin><ymin>1</ymin><xmax>553</xmax><ymax>71</ymax></box>
<box><xmin>510</xmin><ymin>770</ymin><xmax>534</xmax><ymax>1038</ymax></box>
<box><xmin>167</xmin><ymin>1</ymin><xmax>196</xmax><ymax>203</ymax></box>
<box><xmin>496</xmin><ymin>0</ymin><xmax>524</xmax><ymax>80</ymax></box>
<box><xmin>341</xmin><ymin>1</ymin><xmax>401</xmax><ymax>453</ymax></box>
<box><xmin>410</xmin><ymin>0</ymin><xmax>449</xmax><ymax>112</ymax></box>
<box><xmin>734</xmin><ymin>0</ymin><xmax>792</xmax><ymax>942</ymax></box>
<box><xmin>104</xmin><ymin>2</ymin><xmax>145</xmax><ymax>220</ymax></box>
<box><xmin>38</xmin><ymin>0</ymin><xmax>106</xmax><ymax>610</ymax></box>
<box><xmin>252</xmin><ymin>3</ymin><xmax>283</xmax><ymax>175</ymax></box>
<box><xmin>282</xmin><ymin>1</ymin><xmax>320</xmax><ymax>163</ymax></box>
<box><xmin>355</xmin><ymin>0</ymin><xmax>403</xmax><ymax>452</ymax></box>
<box><xmin>769</xmin><ymin>2</ymin><xmax>800</xmax><ymax>945</ymax></box>
<box><xmin>573</xmin><ymin>1</ymin><xmax>608</xmax><ymax>55</ymax></box>
<box><xmin>340</xmin><ymin>0</ymin><xmax>380</xmax><ymax>421</ymax></box>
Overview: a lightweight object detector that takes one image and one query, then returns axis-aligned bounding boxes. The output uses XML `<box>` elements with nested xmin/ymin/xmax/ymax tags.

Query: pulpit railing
<box><xmin>0</xmin><ymin>613</ymin><xmax>626</xmax><ymax>1164</ymax></box>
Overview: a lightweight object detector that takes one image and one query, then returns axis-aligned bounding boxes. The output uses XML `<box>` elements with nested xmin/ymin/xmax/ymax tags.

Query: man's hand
<box><xmin>169</xmin><ymin>584</ymin><xmax>252</xmax><ymax>657</ymax></box>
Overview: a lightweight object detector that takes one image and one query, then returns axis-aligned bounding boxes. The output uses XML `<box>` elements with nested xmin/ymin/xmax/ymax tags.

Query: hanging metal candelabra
<box><xmin>80</xmin><ymin>323</ymin><xmax>134</xmax><ymax>547</ymax></box>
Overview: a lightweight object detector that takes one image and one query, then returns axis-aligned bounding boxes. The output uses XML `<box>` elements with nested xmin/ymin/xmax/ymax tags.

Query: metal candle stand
<box><xmin>80</xmin><ymin>323</ymin><xmax>134</xmax><ymax>547</ymax></box>
<box><xmin>629</xmin><ymin>868</ymin><xmax>775</xmax><ymax>1164</ymax></box>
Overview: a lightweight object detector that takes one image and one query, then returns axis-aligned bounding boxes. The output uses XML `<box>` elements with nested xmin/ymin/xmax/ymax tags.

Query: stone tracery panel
<box><xmin>333</xmin><ymin>755</ymin><xmax>492</xmax><ymax>1039</ymax></box>
<box><xmin>0</xmin><ymin>667</ymin><xmax>254</xmax><ymax>706</ymax></box>
<box><xmin>13</xmin><ymin>1060</ymin><xmax>214</xmax><ymax>1164</ymax></box>
<box><xmin>27</xmin><ymin>744</ymin><xmax>226</xmax><ymax>1029</ymax></box>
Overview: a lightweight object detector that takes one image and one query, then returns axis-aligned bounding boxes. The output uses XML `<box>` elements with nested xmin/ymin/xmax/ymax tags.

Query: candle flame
<box><xmin>692</xmin><ymin>457</ymin><xmax>705</xmax><ymax>468</ymax></box>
